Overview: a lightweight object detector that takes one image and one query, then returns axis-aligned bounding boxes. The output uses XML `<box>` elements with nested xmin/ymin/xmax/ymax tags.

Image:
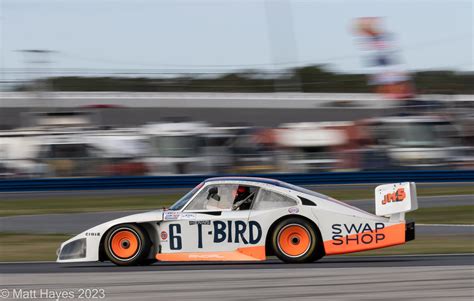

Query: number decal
<box><xmin>168</xmin><ymin>220</ymin><xmax>263</xmax><ymax>250</ymax></box>
<box><xmin>169</xmin><ymin>224</ymin><xmax>182</xmax><ymax>250</ymax></box>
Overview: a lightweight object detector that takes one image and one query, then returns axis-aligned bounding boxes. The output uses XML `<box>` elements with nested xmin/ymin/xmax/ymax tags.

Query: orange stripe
<box><xmin>324</xmin><ymin>223</ymin><xmax>406</xmax><ymax>255</ymax></box>
<box><xmin>156</xmin><ymin>246</ymin><xmax>266</xmax><ymax>262</ymax></box>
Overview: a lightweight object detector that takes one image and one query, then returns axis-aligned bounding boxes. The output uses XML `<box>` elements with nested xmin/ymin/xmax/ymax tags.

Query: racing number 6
<box><xmin>169</xmin><ymin>224</ymin><xmax>182</xmax><ymax>250</ymax></box>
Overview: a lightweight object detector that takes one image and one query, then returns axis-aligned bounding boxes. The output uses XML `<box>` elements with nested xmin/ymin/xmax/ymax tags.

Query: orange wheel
<box><xmin>104</xmin><ymin>224</ymin><xmax>151</xmax><ymax>266</ymax></box>
<box><xmin>110</xmin><ymin>229</ymin><xmax>140</xmax><ymax>259</ymax></box>
<box><xmin>277</xmin><ymin>224</ymin><xmax>311</xmax><ymax>257</ymax></box>
<box><xmin>271</xmin><ymin>218</ymin><xmax>323</xmax><ymax>263</ymax></box>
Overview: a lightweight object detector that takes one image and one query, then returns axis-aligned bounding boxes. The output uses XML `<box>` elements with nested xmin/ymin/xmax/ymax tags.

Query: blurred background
<box><xmin>0</xmin><ymin>1</ymin><xmax>473</xmax><ymax>178</ymax></box>
<box><xmin>0</xmin><ymin>0</ymin><xmax>473</xmax><ymax>264</ymax></box>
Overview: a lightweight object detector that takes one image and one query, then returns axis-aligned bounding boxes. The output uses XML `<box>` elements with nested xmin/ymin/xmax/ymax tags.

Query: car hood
<box><xmin>108</xmin><ymin>209</ymin><xmax>164</xmax><ymax>224</ymax></box>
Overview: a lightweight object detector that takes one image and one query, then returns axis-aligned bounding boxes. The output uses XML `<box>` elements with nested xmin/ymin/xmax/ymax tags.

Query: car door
<box><xmin>159</xmin><ymin>183</ymin><xmax>260</xmax><ymax>254</ymax></box>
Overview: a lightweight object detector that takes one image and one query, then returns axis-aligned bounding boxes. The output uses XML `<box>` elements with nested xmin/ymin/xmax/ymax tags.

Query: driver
<box><xmin>233</xmin><ymin>186</ymin><xmax>253</xmax><ymax>210</ymax></box>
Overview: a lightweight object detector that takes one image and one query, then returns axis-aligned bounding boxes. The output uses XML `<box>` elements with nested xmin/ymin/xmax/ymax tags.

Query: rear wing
<box><xmin>375</xmin><ymin>182</ymin><xmax>418</xmax><ymax>222</ymax></box>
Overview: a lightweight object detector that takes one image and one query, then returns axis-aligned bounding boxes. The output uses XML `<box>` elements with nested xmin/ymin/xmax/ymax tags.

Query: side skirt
<box><xmin>156</xmin><ymin>246</ymin><xmax>266</xmax><ymax>261</ymax></box>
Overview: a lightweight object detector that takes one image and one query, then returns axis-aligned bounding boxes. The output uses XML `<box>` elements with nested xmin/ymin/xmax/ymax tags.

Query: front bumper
<box><xmin>405</xmin><ymin>221</ymin><xmax>415</xmax><ymax>242</ymax></box>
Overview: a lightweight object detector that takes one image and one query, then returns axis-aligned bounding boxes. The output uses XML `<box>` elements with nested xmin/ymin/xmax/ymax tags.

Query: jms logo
<box><xmin>382</xmin><ymin>188</ymin><xmax>406</xmax><ymax>205</ymax></box>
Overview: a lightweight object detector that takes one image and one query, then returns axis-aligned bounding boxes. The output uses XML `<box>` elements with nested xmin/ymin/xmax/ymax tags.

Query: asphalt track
<box><xmin>1</xmin><ymin>255</ymin><xmax>473</xmax><ymax>300</ymax></box>
<box><xmin>0</xmin><ymin>194</ymin><xmax>471</xmax><ymax>234</ymax></box>
<box><xmin>1</xmin><ymin>254</ymin><xmax>472</xmax><ymax>273</ymax></box>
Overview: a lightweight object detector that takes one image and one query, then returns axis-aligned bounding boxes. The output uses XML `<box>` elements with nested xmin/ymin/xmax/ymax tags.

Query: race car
<box><xmin>57</xmin><ymin>177</ymin><xmax>417</xmax><ymax>265</ymax></box>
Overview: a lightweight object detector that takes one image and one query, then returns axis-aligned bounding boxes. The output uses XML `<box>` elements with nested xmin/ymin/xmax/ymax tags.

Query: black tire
<box><xmin>104</xmin><ymin>224</ymin><xmax>151</xmax><ymax>266</ymax></box>
<box><xmin>271</xmin><ymin>217</ymin><xmax>323</xmax><ymax>263</ymax></box>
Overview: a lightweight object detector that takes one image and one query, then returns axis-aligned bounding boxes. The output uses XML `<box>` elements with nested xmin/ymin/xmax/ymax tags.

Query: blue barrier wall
<box><xmin>0</xmin><ymin>170</ymin><xmax>473</xmax><ymax>192</ymax></box>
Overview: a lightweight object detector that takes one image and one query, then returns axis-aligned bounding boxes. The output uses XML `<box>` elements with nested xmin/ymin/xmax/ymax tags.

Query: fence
<box><xmin>0</xmin><ymin>170</ymin><xmax>473</xmax><ymax>192</ymax></box>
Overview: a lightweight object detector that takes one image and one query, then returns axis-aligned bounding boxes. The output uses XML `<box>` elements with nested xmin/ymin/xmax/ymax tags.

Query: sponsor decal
<box><xmin>331</xmin><ymin>223</ymin><xmax>385</xmax><ymax>246</ymax></box>
<box><xmin>325</xmin><ymin>223</ymin><xmax>405</xmax><ymax>255</ymax></box>
<box><xmin>189</xmin><ymin>254</ymin><xmax>225</xmax><ymax>259</ymax></box>
<box><xmin>189</xmin><ymin>220</ymin><xmax>211</xmax><ymax>225</ymax></box>
<box><xmin>288</xmin><ymin>207</ymin><xmax>299</xmax><ymax>214</ymax></box>
<box><xmin>382</xmin><ymin>188</ymin><xmax>406</xmax><ymax>205</ymax></box>
<box><xmin>163</xmin><ymin>211</ymin><xmax>196</xmax><ymax>220</ymax></box>
<box><xmin>168</xmin><ymin>220</ymin><xmax>262</xmax><ymax>250</ymax></box>
<box><xmin>211</xmin><ymin>220</ymin><xmax>262</xmax><ymax>245</ymax></box>
<box><xmin>155</xmin><ymin>246</ymin><xmax>266</xmax><ymax>261</ymax></box>
<box><xmin>85</xmin><ymin>232</ymin><xmax>100</xmax><ymax>237</ymax></box>
<box><xmin>160</xmin><ymin>231</ymin><xmax>168</xmax><ymax>240</ymax></box>
<box><xmin>164</xmin><ymin>211</ymin><xmax>180</xmax><ymax>220</ymax></box>
<box><xmin>179</xmin><ymin>213</ymin><xmax>196</xmax><ymax>220</ymax></box>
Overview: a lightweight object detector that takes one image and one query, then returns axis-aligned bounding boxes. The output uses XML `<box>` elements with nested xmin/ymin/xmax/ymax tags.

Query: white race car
<box><xmin>57</xmin><ymin>177</ymin><xmax>417</xmax><ymax>265</ymax></box>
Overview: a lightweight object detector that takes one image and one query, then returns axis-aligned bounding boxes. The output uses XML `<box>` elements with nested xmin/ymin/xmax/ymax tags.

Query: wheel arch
<box><xmin>264</xmin><ymin>214</ymin><xmax>325</xmax><ymax>257</ymax></box>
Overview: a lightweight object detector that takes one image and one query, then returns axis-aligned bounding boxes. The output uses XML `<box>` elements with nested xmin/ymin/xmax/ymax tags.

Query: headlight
<box><xmin>58</xmin><ymin>238</ymin><xmax>87</xmax><ymax>260</ymax></box>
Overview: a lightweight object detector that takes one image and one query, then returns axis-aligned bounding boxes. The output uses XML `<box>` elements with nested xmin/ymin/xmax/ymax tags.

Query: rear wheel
<box><xmin>271</xmin><ymin>217</ymin><xmax>322</xmax><ymax>263</ymax></box>
<box><xmin>104</xmin><ymin>224</ymin><xmax>151</xmax><ymax>266</ymax></box>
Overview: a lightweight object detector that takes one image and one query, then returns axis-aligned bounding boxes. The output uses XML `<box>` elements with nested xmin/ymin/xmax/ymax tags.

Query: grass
<box><xmin>0</xmin><ymin>233</ymin><xmax>471</xmax><ymax>262</ymax></box>
<box><xmin>0</xmin><ymin>195</ymin><xmax>179</xmax><ymax>217</ymax></box>
<box><xmin>0</xmin><ymin>185</ymin><xmax>472</xmax><ymax>217</ymax></box>
<box><xmin>0</xmin><ymin>233</ymin><xmax>69</xmax><ymax>262</ymax></box>
<box><xmin>407</xmin><ymin>205</ymin><xmax>474</xmax><ymax>224</ymax></box>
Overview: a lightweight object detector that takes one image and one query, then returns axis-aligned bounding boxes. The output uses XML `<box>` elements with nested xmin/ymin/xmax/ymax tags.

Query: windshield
<box><xmin>168</xmin><ymin>182</ymin><xmax>204</xmax><ymax>210</ymax></box>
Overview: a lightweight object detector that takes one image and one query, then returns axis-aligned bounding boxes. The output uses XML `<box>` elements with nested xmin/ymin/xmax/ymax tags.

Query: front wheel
<box><xmin>271</xmin><ymin>217</ymin><xmax>323</xmax><ymax>263</ymax></box>
<box><xmin>104</xmin><ymin>224</ymin><xmax>151</xmax><ymax>266</ymax></box>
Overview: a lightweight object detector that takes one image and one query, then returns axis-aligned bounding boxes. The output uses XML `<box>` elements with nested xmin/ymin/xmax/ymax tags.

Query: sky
<box><xmin>1</xmin><ymin>0</ymin><xmax>473</xmax><ymax>77</ymax></box>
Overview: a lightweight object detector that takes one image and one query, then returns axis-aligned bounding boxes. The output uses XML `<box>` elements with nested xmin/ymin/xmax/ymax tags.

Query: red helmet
<box><xmin>237</xmin><ymin>186</ymin><xmax>249</xmax><ymax>194</ymax></box>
